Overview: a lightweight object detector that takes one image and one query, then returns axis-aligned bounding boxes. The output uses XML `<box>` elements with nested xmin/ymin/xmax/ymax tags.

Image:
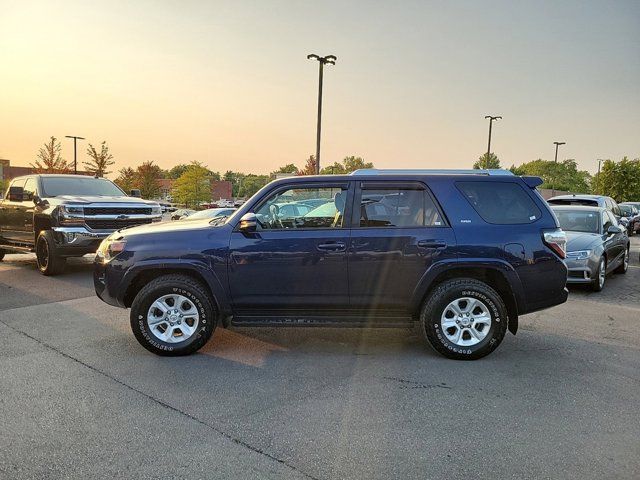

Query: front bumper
<box><xmin>564</xmin><ymin>257</ymin><xmax>598</xmax><ymax>284</ymax></box>
<box><xmin>51</xmin><ymin>227</ymin><xmax>110</xmax><ymax>256</ymax></box>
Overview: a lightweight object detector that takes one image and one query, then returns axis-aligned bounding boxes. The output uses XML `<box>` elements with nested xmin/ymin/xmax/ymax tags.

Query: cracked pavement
<box><xmin>1</xmin><ymin>238</ymin><xmax>639</xmax><ymax>479</ymax></box>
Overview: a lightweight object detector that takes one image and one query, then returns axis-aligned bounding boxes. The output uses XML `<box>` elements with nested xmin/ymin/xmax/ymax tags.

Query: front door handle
<box><xmin>418</xmin><ymin>240</ymin><xmax>447</xmax><ymax>249</ymax></box>
<box><xmin>317</xmin><ymin>241</ymin><xmax>346</xmax><ymax>252</ymax></box>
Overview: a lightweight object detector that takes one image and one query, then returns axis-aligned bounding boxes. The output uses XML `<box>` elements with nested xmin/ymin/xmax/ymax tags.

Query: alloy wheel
<box><xmin>146</xmin><ymin>294</ymin><xmax>200</xmax><ymax>343</ymax></box>
<box><xmin>440</xmin><ymin>297</ymin><xmax>492</xmax><ymax>347</ymax></box>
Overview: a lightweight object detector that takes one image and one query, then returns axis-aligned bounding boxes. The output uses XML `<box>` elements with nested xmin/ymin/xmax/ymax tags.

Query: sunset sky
<box><xmin>1</xmin><ymin>0</ymin><xmax>638</xmax><ymax>177</ymax></box>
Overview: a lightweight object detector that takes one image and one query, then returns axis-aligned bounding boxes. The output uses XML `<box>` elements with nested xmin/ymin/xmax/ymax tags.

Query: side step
<box><xmin>231</xmin><ymin>315</ymin><xmax>414</xmax><ymax>328</ymax></box>
<box><xmin>0</xmin><ymin>244</ymin><xmax>34</xmax><ymax>253</ymax></box>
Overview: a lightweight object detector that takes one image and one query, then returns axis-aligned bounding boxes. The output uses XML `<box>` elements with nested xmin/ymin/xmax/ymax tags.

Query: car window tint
<box><xmin>457</xmin><ymin>181</ymin><xmax>541</xmax><ymax>224</ymax></box>
<box><xmin>359</xmin><ymin>188</ymin><xmax>443</xmax><ymax>227</ymax></box>
<box><xmin>255</xmin><ymin>186</ymin><xmax>346</xmax><ymax>229</ymax></box>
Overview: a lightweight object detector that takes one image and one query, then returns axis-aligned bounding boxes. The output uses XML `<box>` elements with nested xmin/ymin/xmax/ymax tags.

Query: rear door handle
<box><xmin>317</xmin><ymin>241</ymin><xmax>346</xmax><ymax>252</ymax></box>
<box><xmin>418</xmin><ymin>240</ymin><xmax>447</xmax><ymax>249</ymax></box>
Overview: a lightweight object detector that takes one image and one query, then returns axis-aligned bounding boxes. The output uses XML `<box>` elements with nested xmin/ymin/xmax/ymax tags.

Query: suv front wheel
<box><xmin>419</xmin><ymin>278</ymin><xmax>508</xmax><ymax>360</ymax></box>
<box><xmin>130</xmin><ymin>274</ymin><xmax>217</xmax><ymax>356</ymax></box>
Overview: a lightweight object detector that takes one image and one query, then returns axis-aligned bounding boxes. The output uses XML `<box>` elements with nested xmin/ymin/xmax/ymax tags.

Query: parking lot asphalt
<box><xmin>1</xmin><ymin>239</ymin><xmax>639</xmax><ymax>479</ymax></box>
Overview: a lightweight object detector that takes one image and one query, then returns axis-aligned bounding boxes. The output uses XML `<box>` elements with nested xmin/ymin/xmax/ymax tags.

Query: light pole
<box><xmin>597</xmin><ymin>158</ymin><xmax>604</xmax><ymax>194</ymax></box>
<box><xmin>307</xmin><ymin>54</ymin><xmax>337</xmax><ymax>175</ymax></box>
<box><xmin>552</xmin><ymin>141</ymin><xmax>565</xmax><ymax>196</ymax></box>
<box><xmin>484</xmin><ymin>115</ymin><xmax>502</xmax><ymax>157</ymax></box>
<box><xmin>65</xmin><ymin>135</ymin><xmax>85</xmax><ymax>174</ymax></box>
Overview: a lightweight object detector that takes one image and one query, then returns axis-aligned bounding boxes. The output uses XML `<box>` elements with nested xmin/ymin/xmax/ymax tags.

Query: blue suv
<box><xmin>94</xmin><ymin>170</ymin><xmax>568</xmax><ymax>360</ymax></box>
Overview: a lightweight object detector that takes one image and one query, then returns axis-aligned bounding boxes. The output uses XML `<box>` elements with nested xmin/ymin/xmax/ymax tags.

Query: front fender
<box><xmin>118</xmin><ymin>259</ymin><xmax>232</xmax><ymax>318</ymax></box>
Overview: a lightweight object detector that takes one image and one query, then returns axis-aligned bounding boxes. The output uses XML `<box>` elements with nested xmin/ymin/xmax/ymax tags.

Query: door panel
<box><xmin>0</xmin><ymin>179</ymin><xmax>27</xmax><ymax>243</ymax></box>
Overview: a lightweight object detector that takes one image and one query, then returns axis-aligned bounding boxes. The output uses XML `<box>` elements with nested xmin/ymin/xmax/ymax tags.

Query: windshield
<box><xmin>554</xmin><ymin>210</ymin><xmax>600</xmax><ymax>233</ymax></box>
<box><xmin>41</xmin><ymin>177</ymin><xmax>125</xmax><ymax>197</ymax></box>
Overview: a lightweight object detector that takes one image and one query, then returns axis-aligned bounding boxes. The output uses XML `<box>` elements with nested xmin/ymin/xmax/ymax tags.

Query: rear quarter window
<box><xmin>456</xmin><ymin>181</ymin><xmax>542</xmax><ymax>225</ymax></box>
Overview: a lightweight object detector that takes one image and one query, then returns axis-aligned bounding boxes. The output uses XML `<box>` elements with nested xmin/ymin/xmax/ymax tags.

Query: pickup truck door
<box><xmin>0</xmin><ymin>178</ymin><xmax>29</xmax><ymax>244</ymax></box>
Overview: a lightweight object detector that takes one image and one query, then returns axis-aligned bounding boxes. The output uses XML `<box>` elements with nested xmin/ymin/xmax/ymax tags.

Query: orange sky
<box><xmin>1</xmin><ymin>1</ymin><xmax>638</xmax><ymax>177</ymax></box>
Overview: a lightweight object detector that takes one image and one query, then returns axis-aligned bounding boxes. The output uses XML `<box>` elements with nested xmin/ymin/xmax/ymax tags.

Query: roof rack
<box><xmin>350</xmin><ymin>168</ymin><xmax>514</xmax><ymax>176</ymax></box>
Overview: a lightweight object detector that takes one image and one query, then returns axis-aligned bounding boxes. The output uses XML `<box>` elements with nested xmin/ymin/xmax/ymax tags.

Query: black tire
<box><xmin>0</xmin><ymin>249</ymin><xmax>5</xmax><ymax>261</ymax></box>
<box><xmin>35</xmin><ymin>231</ymin><xmax>66</xmax><ymax>276</ymax></box>
<box><xmin>130</xmin><ymin>274</ymin><xmax>216</xmax><ymax>356</ymax></box>
<box><xmin>418</xmin><ymin>278</ymin><xmax>509</xmax><ymax>360</ymax></box>
<box><xmin>591</xmin><ymin>256</ymin><xmax>606</xmax><ymax>292</ymax></box>
<box><xmin>614</xmin><ymin>247</ymin><xmax>629</xmax><ymax>274</ymax></box>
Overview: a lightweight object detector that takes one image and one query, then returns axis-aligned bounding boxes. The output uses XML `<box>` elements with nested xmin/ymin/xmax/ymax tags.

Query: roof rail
<box><xmin>350</xmin><ymin>168</ymin><xmax>514</xmax><ymax>176</ymax></box>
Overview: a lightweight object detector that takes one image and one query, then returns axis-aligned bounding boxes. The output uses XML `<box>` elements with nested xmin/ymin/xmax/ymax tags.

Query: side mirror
<box><xmin>32</xmin><ymin>194</ymin><xmax>42</xmax><ymax>205</ymax></box>
<box><xmin>238</xmin><ymin>213</ymin><xmax>257</xmax><ymax>233</ymax></box>
<box><xmin>130</xmin><ymin>189</ymin><xmax>141</xmax><ymax>198</ymax></box>
<box><xmin>607</xmin><ymin>225</ymin><xmax>623</xmax><ymax>235</ymax></box>
<box><xmin>8</xmin><ymin>186</ymin><xmax>24</xmax><ymax>202</ymax></box>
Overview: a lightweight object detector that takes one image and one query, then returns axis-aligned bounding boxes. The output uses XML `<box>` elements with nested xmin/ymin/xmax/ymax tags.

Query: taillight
<box><xmin>543</xmin><ymin>228</ymin><xmax>567</xmax><ymax>259</ymax></box>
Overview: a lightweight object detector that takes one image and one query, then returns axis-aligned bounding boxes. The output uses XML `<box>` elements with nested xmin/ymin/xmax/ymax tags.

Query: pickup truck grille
<box><xmin>84</xmin><ymin>207</ymin><xmax>152</xmax><ymax>215</ymax></box>
<box><xmin>85</xmin><ymin>218</ymin><xmax>153</xmax><ymax>230</ymax></box>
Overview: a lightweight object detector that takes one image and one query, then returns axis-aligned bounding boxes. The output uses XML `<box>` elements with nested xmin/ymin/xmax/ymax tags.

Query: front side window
<box><xmin>359</xmin><ymin>188</ymin><xmax>443</xmax><ymax>227</ymax></box>
<box><xmin>602</xmin><ymin>212</ymin><xmax>612</xmax><ymax>232</ymax></box>
<box><xmin>255</xmin><ymin>186</ymin><xmax>346</xmax><ymax>229</ymax></box>
<box><xmin>23</xmin><ymin>178</ymin><xmax>37</xmax><ymax>201</ymax></box>
<box><xmin>457</xmin><ymin>181</ymin><xmax>541</xmax><ymax>225</ymax></box>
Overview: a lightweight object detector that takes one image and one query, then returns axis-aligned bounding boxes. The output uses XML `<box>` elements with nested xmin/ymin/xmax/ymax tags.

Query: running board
<box><xmin>231</xmin><ymin>315</ymin><xmax>414</xmax><ymax>328</ymax></box>
<box><xmin>0</xmin><ymin>244</ymin><xmax>34</xmax><ymax>253</ymax></box>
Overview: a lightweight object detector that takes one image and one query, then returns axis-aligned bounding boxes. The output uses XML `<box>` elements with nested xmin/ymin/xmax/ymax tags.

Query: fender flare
<box><xmin>118</xmin><ymin>259</ymin><xmax>233</xmax><ymax>319</ymax></box>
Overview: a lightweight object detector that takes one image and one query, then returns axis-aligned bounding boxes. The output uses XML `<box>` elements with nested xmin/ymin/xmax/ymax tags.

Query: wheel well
<box><xmin>419</xmin><ymin>267</ymin><xmax>519</xmax><ymax>334</ymax></box>
<box><xmin>124</xmin><ymin>268</ymin><xmax>214</xmax><ymax>309</ymax></box>
<box><xmin>33</xmin><ymin>217</ymin><xmax>51</xmax><ymax>241</ymax></box>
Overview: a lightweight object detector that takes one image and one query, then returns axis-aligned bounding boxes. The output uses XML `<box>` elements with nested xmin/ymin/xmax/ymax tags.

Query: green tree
<box><xmin>473</xmin><ymin>153</ymin><xmax>501</xmax><ymax>169</ymax></box>
<box><xmin>114</xmin><ymin>167</ymin><xmax>136</xmax><ymax>193</ymax></box>
<box><xmin>271</xmin><ymin>163</ymin><xmax>299</xmax><ymax>176</ymax></box>
<box><xmin>135</xmin><ymin>161</ymin><xmax>162</xmax><ymax>199</ymax></box>
<box><xmin>238</xmin><ymin>174</ymin><xmax>270</xmax><ymax>197</ymax></box>
<box><xmin>172</xmin><ymin>161</ymin><xmax>211</xmax><ymax>207</ymax></box>
<box><xmin>320</xmin><ymin>155</ymin><xmax>373</xmax><ymax>174</ymax></box>
<box><xmin>31</xmin><ymin>136</ymin><xmax>70</xmax><ymax>173</ymax></box>
<box><xmin>84</xmin><ymin>141</ymin><xmax>114</xmax><ymax>176</ymax></box>
<box><xmin>510</xmin><ymin>159</ymin><xmax>592</xmax><ymax>193</ymax></box>
<box><xmin>167</xmin><ymin>164</ymin><xmax>189</xmax><ymax>179</ymax></box>
<box><xmin>595</xmin><ymin>157</ymin><xmax>640</xmax><ymax>201</ymax></box>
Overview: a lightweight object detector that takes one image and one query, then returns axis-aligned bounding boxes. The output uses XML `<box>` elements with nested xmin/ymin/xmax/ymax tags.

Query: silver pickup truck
<box><xmin>0</xmin><ymin>174</ymin><xmax>162</xmax><ymax>275</ymax></box>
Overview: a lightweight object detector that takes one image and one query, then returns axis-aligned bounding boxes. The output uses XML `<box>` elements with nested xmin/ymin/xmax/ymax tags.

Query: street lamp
<box><xmin>597</xmin><ymin>158</ymin><xmax>604</xmax><ymax>194</ymax></box>
<box><xmin>307</xmin><ymin>54</ymin><xmax>337</xmax><ymax>175</ymax></box>
<box><xmin>551</xmin><ymin>141</ymin><xmax>566</xmax><ymax>197</ymax></box>
<box><xmin>65</xmin><ymin>135</ymin><xmax>85</xmax><ymax>174</ymax></box>
<box><xmin>484</xmin><ymin>115</ymin><xmax>502</xmax><ymax>157</ymax></box>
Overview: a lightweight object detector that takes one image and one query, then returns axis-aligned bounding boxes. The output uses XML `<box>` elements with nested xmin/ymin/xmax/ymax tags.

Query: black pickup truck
<box><xmin>0</xmin><ymin>174</ymin><xmax>162</xmax><ymax>275</ymax></box>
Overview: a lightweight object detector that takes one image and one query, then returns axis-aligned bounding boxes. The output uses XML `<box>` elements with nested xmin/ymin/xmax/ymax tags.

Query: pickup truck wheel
<box><xmin>0</xmin><ymin>249</ymin><xmax>5</xmax><ymax>261</ymax></box>
<box><xmin>35</xmin><ymin>231</ymin><xmax>66</xmax><ymax>275</ymax></box>
<box><xmin>130</xmin><ymin>274</ymin><xmax>216</xmax><ymax>356</ymax></box>
<box><xmin>419</xmin><ymin>278</ymin><xmax>508</xmax><ymax>360</ymax></box>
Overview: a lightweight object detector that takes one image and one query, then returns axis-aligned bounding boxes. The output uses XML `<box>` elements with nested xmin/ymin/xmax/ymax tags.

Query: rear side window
<box><xmin>457</xmin><ymin>181</ymin><xmax>542</xmax><ymax>225</ymax></box>
<box><xmin>359</xmin><ymin>188</ymin><xmax>444</xmax><ymax>227</ymax></box>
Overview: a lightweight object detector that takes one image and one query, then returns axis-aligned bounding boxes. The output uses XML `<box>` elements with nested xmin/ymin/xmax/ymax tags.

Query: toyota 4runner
<box><xmin>94</xmin><ymin>169</ymin><xmax>568</xmax><ymax>360</ymax></box>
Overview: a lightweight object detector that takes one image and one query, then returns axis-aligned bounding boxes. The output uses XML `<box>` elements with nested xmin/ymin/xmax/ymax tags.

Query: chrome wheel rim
<box><xmin>599</xmin><ymin>259</ymin><xmax>606</xmax><ymax>288</ymax></box>
<box><xmin>440</xmin><ymin>297</ymin><xmax>492</xmax><ymax>347</ymax></box>
<box><xmin>147</xmin><ymin>294</ymin><xmax>199</xmax><ymax>344</ymax></box>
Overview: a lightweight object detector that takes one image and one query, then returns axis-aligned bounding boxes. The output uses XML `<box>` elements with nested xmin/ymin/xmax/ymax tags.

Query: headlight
<box><xmin>59</xmin><ymin>205</ymin><xmax>84</xmax><ymax>225</ymax></box>
<box><xmin>96</xmin><ymin>236</ymin><xmax>127</xmax><ymax>262</ymax></box>
<box><xmin>566</xmin><ymin>250</ymin><xmax>591</xmax><ymax>260</ymax></box>
<box><xmin>151</xmin><ymin>205</ymin><xmax>162</xmax><ymax>215</ymax></box>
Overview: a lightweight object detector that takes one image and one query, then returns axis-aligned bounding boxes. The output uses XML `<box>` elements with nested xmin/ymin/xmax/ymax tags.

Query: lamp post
<box><xmin>484</xmin><ymin>115</ymin><xmax>502</xmax><ymax>157</ymax></box>
<box><xmin>65</xmin><ymin>135</ymin><xmax>85</xmax><ymax>174</ymax></box>
<box><xmin>597</xmin><ymin>158</ymin><xmax>604</xmax><ymax>194</ymax></box>
<box><xmin>307</xmin><ymin>54</ymin><xmax>337</xmax><ymax>175</ymax></box>
<box><xmin>552</xmin><ymin>141</ymin><xmax>566</xmax><ymax>197</ymax></box>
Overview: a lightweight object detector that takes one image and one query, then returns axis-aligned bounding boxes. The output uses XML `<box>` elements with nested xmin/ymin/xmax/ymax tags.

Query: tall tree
<box><xmin>595</xmin><ymin>157</ymin><xmax>640</xmax><ymax>201</ymax></box>
<box><xmin>510</xmin><ymin>159</ymin><xmax>592</xmax><ymax>193</ymax></box>
<box><xmin>31</xmin><ymin>136</ymin><xmax>70</xmax><ymax>173</ymax></box>
<box><xmin>298</xmin><ymin>155</ymin><xmax>318</xmax><ymax>176</ymax></box>
<box><xmin>135</xmin><ymin>161</ymin><xmax>162</xmax><ymax>199</ymax></box>
<box><xmin>171</xmin><ymin>161</ymin><xmax>211</xmax><ymax>207</ymax></box>
<box><xmin>473</xmin><ymin>152</ymin><xmax>501</xmax><ymax>169</ymax></box>
<box><xmin>238</xmin><ymin>174</ymin><xmax>270</xmax><ymax>197</ymax></box>
<box><xmin>320</xmin><ymin>155</ymin><xmax>373</xmax><ymax>174</ymax></box>
<box><xmin>271</xmin><ymin>163</ymin><xmax>299</xmax><ymax>176</ymax></box>
<box><xmin>114</xmin><ymin>167</ymin><xmax>137</xmax><ymax>193</ymax></box>
<box><xmin>83</xmin><ymin>141</ymin><xmax>114</xmax><ymax>176</ymax></box>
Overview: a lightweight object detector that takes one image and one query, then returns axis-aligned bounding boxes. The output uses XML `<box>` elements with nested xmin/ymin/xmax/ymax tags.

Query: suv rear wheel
<box><xmin>36</xmin><ymin>231</ymin><xmax>66</xmax><ymax>275</ymax></box>
<box><xmin>419</xmin><ymin>278</ymin><xmax>508</xmax><ymax>360</ymax></box>
<box><xmin>130</xmin><ymin>274</ymin><xmax>216</xmax><ymax>356</ymax></box>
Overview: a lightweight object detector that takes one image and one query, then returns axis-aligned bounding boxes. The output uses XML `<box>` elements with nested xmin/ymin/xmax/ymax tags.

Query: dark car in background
<box><xmin>618</xmin><ymin>204</ymin><xmax>640</xmax><ymax>235</ymax></box>
<box><xmin>94</xmin><ymin>169</ymin><xmax>569</xmax><ymax>360</ymax></box>
<box><xmin>551</xmin><ymin>205</ymin><xmax>629</xmax><ymax>291</ymax></box>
